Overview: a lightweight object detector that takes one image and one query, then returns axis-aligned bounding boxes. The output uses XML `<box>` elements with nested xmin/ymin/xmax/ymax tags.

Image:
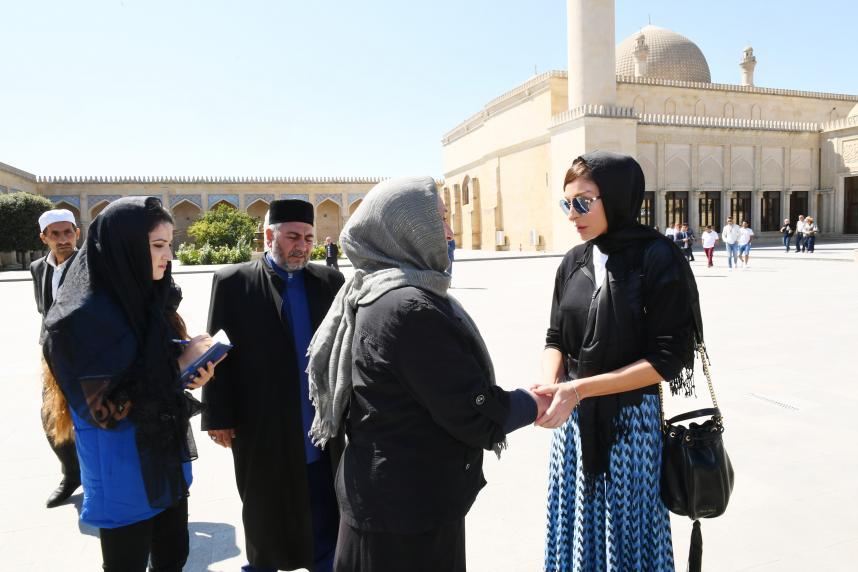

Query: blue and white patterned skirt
<box><xmin>544</xmin><ymin>394</ymin><xmax>674</xmax><ymax>572</ymax></box>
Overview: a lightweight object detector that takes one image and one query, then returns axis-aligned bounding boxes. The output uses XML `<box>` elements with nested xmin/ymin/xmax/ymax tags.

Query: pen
<box><xmin>171</xmin><ymin>339</ymin><xmax>190</xmax><ymax>345</ymax></box>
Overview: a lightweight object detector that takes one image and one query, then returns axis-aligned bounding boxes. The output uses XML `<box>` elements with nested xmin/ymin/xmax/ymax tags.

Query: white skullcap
<box><xmin>38</xmin><ymin>209</ymin><xmax>77</xmax><ymax>232</ymax></box>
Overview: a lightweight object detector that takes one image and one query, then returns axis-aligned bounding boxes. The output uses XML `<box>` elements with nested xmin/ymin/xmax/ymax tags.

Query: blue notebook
<box><xmin>180</xmin><ymin>330</ymin><xmax>232</xmax><ymax>387</ymax></box>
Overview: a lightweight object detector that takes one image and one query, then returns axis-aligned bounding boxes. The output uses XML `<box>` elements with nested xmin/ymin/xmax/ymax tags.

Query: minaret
<box><xmin>740</xmin><ymin>46</ymin><xmax>757</xmax><ymax>86</ymax></box>
<box><xmin>632</xmin><ymin>33</ymin><xmax>649</xmax><ymax>78</ymax></box>
<box><xmin>567</xmin><ymin>0</ymin><xmax>617</xmax><ymax>109</ymax></box>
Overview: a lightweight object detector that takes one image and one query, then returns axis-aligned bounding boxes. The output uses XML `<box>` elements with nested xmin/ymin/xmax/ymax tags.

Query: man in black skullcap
<box><xmin>202</xmin><ymin>199</ymin><xmax>345</xmax><ymax>572</ymax></box>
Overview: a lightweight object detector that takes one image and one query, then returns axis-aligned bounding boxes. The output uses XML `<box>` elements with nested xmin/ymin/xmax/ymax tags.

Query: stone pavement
<box><xmin>1</xmin><ymin>250</ymin><xmax>856</xmax><ymax>571</ymax></box>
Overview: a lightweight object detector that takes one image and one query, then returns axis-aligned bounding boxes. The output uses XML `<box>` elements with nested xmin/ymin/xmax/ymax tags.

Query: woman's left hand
<box><xmin>532</xmin><ymin>382</ymin><xmax>580</xmax><ymax>428</ymax></box>
<box><xmin>185</xmin><ymin>361</ymin><xmax>216</xmax><ymax>390</ymax></box>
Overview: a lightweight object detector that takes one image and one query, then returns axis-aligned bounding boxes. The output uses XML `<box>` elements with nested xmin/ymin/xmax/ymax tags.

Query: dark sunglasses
<box><xmin>559</xmin><ymin>196</ymin><xmax>601</xmax><ymax>216</ymax></box>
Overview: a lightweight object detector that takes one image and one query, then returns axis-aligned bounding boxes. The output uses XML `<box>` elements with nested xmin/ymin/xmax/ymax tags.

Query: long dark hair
<box><xmin>44</xmin><ymin>198</ymin><xmax>188</xmax><ymax>444</ymax></box>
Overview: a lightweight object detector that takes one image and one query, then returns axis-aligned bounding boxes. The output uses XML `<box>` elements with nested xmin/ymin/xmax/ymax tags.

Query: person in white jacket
<box><xmin>721</xmin><ymin>217</ymin><xmax>741</xmax><ymax>270</ymax></box>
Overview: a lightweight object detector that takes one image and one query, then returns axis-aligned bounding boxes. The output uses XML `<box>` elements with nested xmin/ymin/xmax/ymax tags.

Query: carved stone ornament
<box><xmin>842</xmin><ymin>139</ymin><xmax>858</xmax><ymax>166</ymax></box>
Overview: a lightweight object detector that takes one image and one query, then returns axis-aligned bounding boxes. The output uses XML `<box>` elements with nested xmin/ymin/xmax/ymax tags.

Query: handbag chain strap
<box><xmin>659</xmin><ymin>342</ymin><xmax>723</xmax><ymax>431</ymax></box>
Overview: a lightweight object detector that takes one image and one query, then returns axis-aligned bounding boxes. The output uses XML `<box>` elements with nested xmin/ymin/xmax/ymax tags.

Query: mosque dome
<box><xmin>616</xmin><ymin>25</ymin><xmax>712</xmax><ymax>83</ymax></box>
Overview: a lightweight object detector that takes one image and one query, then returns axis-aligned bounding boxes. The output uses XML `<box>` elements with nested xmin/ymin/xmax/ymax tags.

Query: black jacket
<box><xmin>31</xmin><ymin>252</ymin><xmax>77</xmax><ymax>340</ymax></box>
<box><xmin>337</xmin><ymin>286</ymin><xmax>522</xmax><ymax>534</ymax></box>
<box><xmin>202</xmin><ymin>259</ymin><xmax>344</xmax><ymax>570</ymax></box>
<box><xmin>546</xmin><ymin>238</ymin><xmax>690</xmax><ymax>386</ymax></box>
<box><xmin>324</xmin><ymin>243</ymin><xmax>339</xmax><ymax>259</ymax></box>
<box><xmin>545</xmin><ymin>238</ymin><xmax>693</xmax><ymax>475</ymax></box>
<box><xmin>30</xmin><ymin>252</ymin><xmax>77</xmax><ymax>318</ymax></box>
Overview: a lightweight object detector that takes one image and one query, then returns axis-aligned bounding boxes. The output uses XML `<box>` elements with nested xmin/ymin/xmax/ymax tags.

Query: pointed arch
<box><xmin>348</xmin><ymin>199</ymin><xmax>363</xmax><ymax>216</ymax></box>
<box><xmin>90</xmin><ymin>200</ymin><xmax>110</xmax><ymax>219</ymax></box>
<box><xmin>315</xmin><ymin>198</ymin><xmax>342</xmax><ymax>242</ymax></box>
<box><xmin>751</xmin><ymin>104</ymin><xmax>762</xmax><ymax>120</ymax></box>
<box><xmin>664</xmin><ymin>98</ymin><xmax>677</xmax><ymax>115</ymax></box>
<box><xmin>171</xmin><ymin>200</ymin><xmax>203</xmax><ymax>245</ymax></box>
<box><xmin>210</xmin><ymin>199</ymin><xmax>237</xmax><ymax>212</ymax></box>
<box><xmin>723</xmin><ymin>102</ymin><xmax>735</xmax><ymax>118</ymax></box>
<box><xmin>632</xmin><ymin>96</ymin><xmax>645</xmax><ymax>115</ymax></box>
<box><xmin>246</xmin><ymin>198</ymin><xmax>270</xmax><ymax>221</ymax></box>
<box><xmin>699</xmin><ymin>155</ymin><xmax>724</xmax><ymax>189</ymax></box>
<box><xmin>694</xmin><ymin>99</ymin><xmax>706</xmax><ymax>117</ymax></box>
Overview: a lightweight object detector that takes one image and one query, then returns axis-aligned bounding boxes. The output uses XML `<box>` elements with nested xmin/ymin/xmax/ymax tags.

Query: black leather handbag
<box><xmin>659</xmin><ymin>344</ymin><xmax>734</xmax><ymax>572</ymax></box>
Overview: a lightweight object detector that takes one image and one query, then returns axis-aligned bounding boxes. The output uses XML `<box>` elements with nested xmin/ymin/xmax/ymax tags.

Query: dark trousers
<box><xmin>326</xmin><ymin>257</ymin><xmax>339</xmax><ymax>271</ymax></box>
<box><xmin>243</xmin><ymin>458</ymin><xmax>339</xmax><ymax>572</ymax></box>
<box><xmin>805</xmin><ymin>236</ymin><xmax>816</xmax><ymax>252</ymax></box>
<box><xmin>795</xmin><ymin>232</ymin><xmax>804</xmax><ymax>251</ymax></box>
<box><xmin>99</xmin><ymin>498</ymin><xmax>189</xmax><ymax>572</ymax></box>
<box><xmin>684</xmin><ymin>246</ymin><xmax>694</xmax><ymax>261</ymax></box>
<box><xmin>41</xmin><ymin>385</ymin><xmax>80</xmax><ymax>483</ymax></box>
<box><xmin>783</xmin><ymin>234</ymin><xmax>791</xmax><ymax>251</ymax></box>
<box><xmin>334</xmin><ymin>518</ymin><xmax>466</xmax><ymax>572</ymax></box>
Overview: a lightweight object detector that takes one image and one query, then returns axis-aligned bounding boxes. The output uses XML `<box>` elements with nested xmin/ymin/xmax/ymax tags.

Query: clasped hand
<box><xmin>528</xmin><ymin>381</ymin><xmax>580</xmax><ymax>429</ymax></box>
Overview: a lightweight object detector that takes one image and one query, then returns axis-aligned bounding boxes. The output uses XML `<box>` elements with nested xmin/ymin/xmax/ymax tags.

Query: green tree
<box><xmin>187</xmin><ymin>204</ymin><xmax>256</xmax><ymax>248</ymax></box>
<box><xmin>0</xmin><ymin>192</ymin><xmax>55</xmax><ymax>265</ymax></box>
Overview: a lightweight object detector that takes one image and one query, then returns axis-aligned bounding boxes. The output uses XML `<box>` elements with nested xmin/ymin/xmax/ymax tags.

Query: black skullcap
<box><xmin>268</xmin><ymin>199</ymin><xmax>314</xmax><ymax>225</ymax></box>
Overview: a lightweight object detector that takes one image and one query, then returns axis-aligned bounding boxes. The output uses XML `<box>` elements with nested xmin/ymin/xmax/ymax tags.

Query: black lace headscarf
<box><xmin>572</xmin><ymin>151</ymin><xmax>704</xmax><ymax>478</ymax></box>
<box><xmin>44</xmin><ymin>196</ymin><xmax>195</xmax><ymax>509</ymax></box>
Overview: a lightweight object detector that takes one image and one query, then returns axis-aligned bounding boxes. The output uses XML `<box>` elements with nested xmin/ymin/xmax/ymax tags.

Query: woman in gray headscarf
<box><xmin>307</xmin><ymin>176</ymin><xmax>547</xmax><ymax>572</ymax></box>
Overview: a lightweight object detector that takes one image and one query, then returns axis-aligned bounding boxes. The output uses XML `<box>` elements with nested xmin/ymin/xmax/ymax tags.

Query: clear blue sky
<box><xmin>1</xmin><ymin>0</ymin><xmax>854</xmax><ymax>179</ymax></box>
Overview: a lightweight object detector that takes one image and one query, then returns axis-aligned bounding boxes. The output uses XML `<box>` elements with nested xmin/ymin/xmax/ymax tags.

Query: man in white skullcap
<box><xmin>30</xmin><ymin>208</ymin><xmax>82</xmax><ymax>508</ymax></box>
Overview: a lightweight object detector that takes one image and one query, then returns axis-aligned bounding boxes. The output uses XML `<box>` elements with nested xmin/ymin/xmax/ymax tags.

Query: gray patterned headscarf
<box><xmin>307</xmin><ymin>176</ymin><xmax>502</xmax><ymax>454</ymax></box>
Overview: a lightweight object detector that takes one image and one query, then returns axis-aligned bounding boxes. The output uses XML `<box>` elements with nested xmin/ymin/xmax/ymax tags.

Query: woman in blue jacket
<box><xmin>43</xmin><ymin>196</ymin><xmax>219</xmax><ymax>571</ymax></box>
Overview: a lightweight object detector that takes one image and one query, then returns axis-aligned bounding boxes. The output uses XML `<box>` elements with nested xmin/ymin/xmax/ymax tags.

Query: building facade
<box><xmin>0</xmin><ymin>161</ymin><xmax>376</xmax><ymax>262</ymax></box>
<box><xmin>441</xmin><ymin>0</ymin><xmax>858</xmax><ymax>252</ymax></box>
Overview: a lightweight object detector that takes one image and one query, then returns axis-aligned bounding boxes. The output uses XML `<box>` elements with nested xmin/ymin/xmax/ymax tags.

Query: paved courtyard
<box><xmin>1</xmin><ymin>242</ymin><xmax>857</xmax><ymax>571</ymax></box>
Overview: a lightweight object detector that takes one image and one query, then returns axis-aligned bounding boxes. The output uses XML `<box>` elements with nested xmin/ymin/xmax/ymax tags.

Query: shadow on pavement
<box><xmin>187</xmin><ymin>521</ymin><xmax>241</xmax><ymax>571</ymax></box>
<box><xmin>70</xmin><ymin>494</ymin><xmax>99</xmax><ymax>538</ymax></box>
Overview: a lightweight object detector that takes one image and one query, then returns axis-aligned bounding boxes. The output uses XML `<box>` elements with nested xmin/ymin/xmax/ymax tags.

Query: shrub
<box><xmin>175</xmin><ymin>238</ymin><xmax>252</xmax><ymax>266</ymax></box>
<box><xmin>310</xmin><ymin>245</ymin><xmax>326</xmax><ymax>260</ymax></box>
<box><xmin>187</xmin><ymin>205</ymin><xmax>257</xmax><ymax>248</ymax></box>
<box><xmin>0</xmin><ymin>192</ymin><xmax>55</xmax><ymax>260</ymax></box>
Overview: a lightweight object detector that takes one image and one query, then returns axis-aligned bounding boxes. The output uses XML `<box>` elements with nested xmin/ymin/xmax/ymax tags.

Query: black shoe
<box><xmin>46</xmin><ymin>479</ymin><xmax>80</xmax><ymax>508</ymax></box>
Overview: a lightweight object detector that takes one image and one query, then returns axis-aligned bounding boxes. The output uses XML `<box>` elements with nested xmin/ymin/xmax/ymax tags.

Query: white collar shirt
<box><xmin>592</xmin><ymin>244</ymin><xmax>609</xmax><ymax>289</ymax></box>
<box><xmin>46</xmin><ymin>251</ymin><xmax>74</xmax><ymax>301</ymax></box>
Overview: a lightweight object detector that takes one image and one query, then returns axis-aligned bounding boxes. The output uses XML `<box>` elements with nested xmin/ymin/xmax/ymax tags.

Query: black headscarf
<box><xmin>44</xmin><ymin>196</ymin><xmax>195</xmax><ymax>509</ymax></box>
<box><xmin>572</xmin><ymin>151</ymin><xmax>703</xmax><ymax>478</ymax></box>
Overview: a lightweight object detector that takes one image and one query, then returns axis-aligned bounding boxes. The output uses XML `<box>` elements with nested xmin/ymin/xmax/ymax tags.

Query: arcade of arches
<box><xmin>0</xmin><ymin>170</ymin><xmax>378</xmax><ymax>267</ymax></box>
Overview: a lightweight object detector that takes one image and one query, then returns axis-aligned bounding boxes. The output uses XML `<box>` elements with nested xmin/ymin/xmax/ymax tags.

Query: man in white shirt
<box><xmin>721</xmin><ymin>217</ymin><xmax>741</xmax><ymax>270</ymax></box>
<box><xmin>737</xmin><ymin>220</ymin><xmax>754</xmax><ymax>268</ymax></box>
<box><xmin>30</xmin><ymin>209</ymin><xmax>81</xmax><ymax>508</ymax></box>
<box><xmin>794</xmin><ymin>214</ymin><xmax>806</xmax><ymax>253</ymax></box>
<box><xmin>665</xmin><ymin>222</ymin><xmax>680</xmax><ymax>239</ymax></box>
<box><xmin>701</xmin><ymin>225</ymin><xmax>719</xmax><ymax>267</ymax></box>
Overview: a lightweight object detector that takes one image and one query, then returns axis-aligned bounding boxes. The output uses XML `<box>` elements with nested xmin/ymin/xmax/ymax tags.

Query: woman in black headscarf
<box><xmin>43</xmin><ymin>197</ymin><xmax>219</xmax><ymax>572</ymax></box>
<box><xmin>533</xmin><ymin>152</ymin><xmax>705</xmax><ymax>571</ymax></box>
